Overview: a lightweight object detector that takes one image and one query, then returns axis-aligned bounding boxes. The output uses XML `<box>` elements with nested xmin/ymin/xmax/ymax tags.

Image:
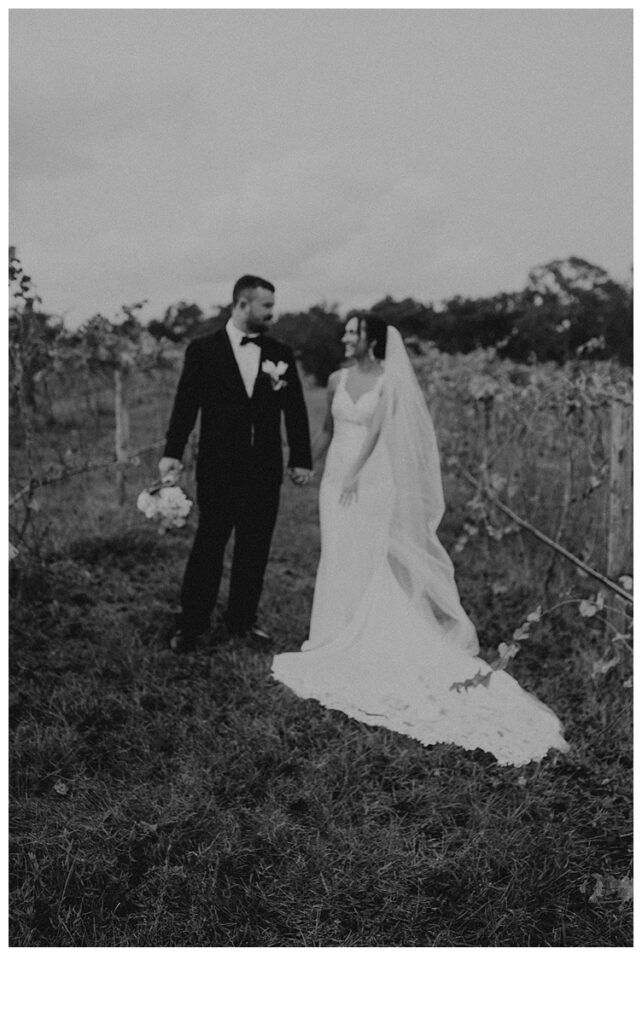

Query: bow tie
<box><xmin>240</xmin><ymin>335</ymin><xmax>260</xmax><ymax>347</ymax></box>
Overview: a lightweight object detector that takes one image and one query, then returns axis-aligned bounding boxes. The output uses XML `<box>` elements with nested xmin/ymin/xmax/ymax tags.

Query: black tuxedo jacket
<box><xmin>164</xmin><ymin>328</ymin><xmax>312</xmax><ymax>499</ymax></box>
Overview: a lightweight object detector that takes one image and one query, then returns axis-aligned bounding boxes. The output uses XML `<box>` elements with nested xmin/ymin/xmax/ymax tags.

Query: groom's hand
<box><xmin>289</xmin><ymin>467</ymin><xmax>313</xmax><ymax>487</ymax></box>
<box><xmin>158</xmin><ymin>457</ymin><xmax>182</xmax><ymax>485</ymax></box>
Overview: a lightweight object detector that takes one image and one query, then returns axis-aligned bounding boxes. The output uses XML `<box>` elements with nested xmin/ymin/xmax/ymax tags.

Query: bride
<box><xmin>271</xmin><ymin>314</ymin><xmax>569</xmax><ymax>766</ymax></box>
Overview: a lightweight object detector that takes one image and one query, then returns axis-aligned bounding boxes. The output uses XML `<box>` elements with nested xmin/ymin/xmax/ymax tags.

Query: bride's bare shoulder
<box><xmin>327</xmin><ymin>369</ymin><xmax>343</xmax><ymax>391</ymax></box>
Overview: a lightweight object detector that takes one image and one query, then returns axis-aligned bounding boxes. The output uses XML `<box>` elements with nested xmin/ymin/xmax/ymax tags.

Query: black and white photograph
<box><xmin>8</xmin><ymin>1</ymin><xmax>632</xmax><ymax>976</ymax></box>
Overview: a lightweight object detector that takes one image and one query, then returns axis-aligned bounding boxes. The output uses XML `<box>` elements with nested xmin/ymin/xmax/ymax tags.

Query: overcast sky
<box><xmin>9</xmin><ymin>7</ymin><xmax>632</xmax><ymax>327</ymax></box>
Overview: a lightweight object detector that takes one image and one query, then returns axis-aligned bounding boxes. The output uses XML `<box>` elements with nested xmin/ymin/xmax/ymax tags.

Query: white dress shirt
<box><xmin>226</xmin><ymin>319</ymin><xmax>261</xmax><ymax>397</ymax></box>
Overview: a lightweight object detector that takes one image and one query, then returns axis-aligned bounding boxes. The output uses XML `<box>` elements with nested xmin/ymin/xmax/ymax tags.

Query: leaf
<box><xmin>588</xmin><ymin>876</ymin><xmax>604</xmax><ymax>904</ymax></box>
<box><xmin>582</xmin><ymin>873</ymin><xmax>632</xmax><ymax>905</ymax></box>
<box><xmin>579</xmin><ymin>600</ymin><xmax>597</xmax><ymax>618</ymax></box>
<box><xmin>486</xmin><ymin>525</ymin><xmax>507</xmax><ymax>541</ymax></box>
<box><xmin>622</xmin><ymin>676</ymin><xmax>633</xmax><ymax>689</ymax></box>
<box><xmin>616</xmin><ymin>876</ymin><xmax>633</xmax><ymax>903</ymax></box>
<box><xmin>612</xmin><ymin>632</ymin><xmax>630</xmax><ymax>645</ymax></box>
<box><xmin>488</xmin><ymin>473</ymin><xmax>506</xmax><ymax>493</ymax></box>
<box><xmin>592</xmin><ymin>655</ymin><xmax>620</xmax><ymax>676</ymax></box>
<box><xmin>512</xmin><ymin>624</ymin><xmax>531</xmax><ymax>641</ymax></box>
<box><xmin>450</xmin><ymin>668</ymin><xmax>493</xmax><ymax>693</ymax></box>
<box><xmin>498</xmin><ymin>642</ymin><xmax>520</xmax><ymax>661</ymax></box>
<box><xmin>526</xmin><ymin>605</ymin><xmax>543</xmax><ymax>623</ymax></box>
<box><xmin>618</xmin><ymin>575</ymin><xmax>633</xmax><ymax>592</ymax></box>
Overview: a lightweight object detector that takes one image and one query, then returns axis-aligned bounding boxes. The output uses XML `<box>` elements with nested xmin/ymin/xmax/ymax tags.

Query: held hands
<box><xmin>158</xmin><ymin>457</ymin><xmax>183</xmax><ymax>485</ymax></box>
<box><xmin>339</xmin><ymin>473</ymin><xmax>359</xmax><ymax>506</ymax></box>
<box><xmin>289</xmin><ymin>467</ymin><xmax>313</xmax><ymax>487</ymax></box>
<box><xmin>159</xmin><ymin>458</ymin><xmax>312</xmax><ymax>487</ymax></box>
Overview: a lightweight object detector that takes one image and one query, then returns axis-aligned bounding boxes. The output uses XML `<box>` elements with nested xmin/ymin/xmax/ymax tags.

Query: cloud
<box><xmin>8</xmin><ymin>8</ymin><xmax>632</xmax><ymax>327</ymax></box>
<box><xmin>10</xmin><ymin>71</ymin><xmax>202</xmax><ymax>182</ymax></box>
<box><xmin>171</xmin><ymin>150</ymin><xmax>441</xmax><ymax>300</ymax></box>
<box><xmin>9</xmin><ymin>138</ymin><xmax>473</xmax><ymax>322</ymax></box>
<box><xmin>278</xmin><ymin>172</ymin><xmax>443</xmax><ymax>301</ymax></box>
<box><xmin>6</xmin><ymin>144</ymin><xmax>360</xmax><ymax>318</ymax></box>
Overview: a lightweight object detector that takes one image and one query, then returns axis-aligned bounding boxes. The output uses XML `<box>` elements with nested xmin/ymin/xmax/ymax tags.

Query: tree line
<box><xmin>10</xmin><ymin>254</ymin><xmax>633</xmax><ymax>405</ymax></box>
<box><xmin>147</xmin><ymin>256</ymin><xmax>632</xmax><ymax>384</ymax></box>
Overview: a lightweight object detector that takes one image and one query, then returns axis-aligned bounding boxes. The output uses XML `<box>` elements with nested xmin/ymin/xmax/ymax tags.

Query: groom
<box><xmin>159</xmin><ymin>275</ymin><xmax>313</xmax><ymax>652</ymax></box>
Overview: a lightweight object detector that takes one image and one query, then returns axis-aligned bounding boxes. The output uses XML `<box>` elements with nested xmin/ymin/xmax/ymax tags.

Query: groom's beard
<box><xmin>247</xmin><ymin>318</ymin><xmax>272</xmax><ymax>335</ymax></box>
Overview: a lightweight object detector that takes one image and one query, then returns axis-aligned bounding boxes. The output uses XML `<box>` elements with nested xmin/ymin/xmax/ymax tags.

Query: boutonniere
<box><xmin>262</xmin><ymin>359</ymin><xmax>288</xmax><ymax>391</ymax></box>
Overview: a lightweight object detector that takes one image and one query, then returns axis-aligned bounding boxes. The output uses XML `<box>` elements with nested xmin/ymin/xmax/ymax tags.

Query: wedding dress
<box><xmin>272</xmin><ymin>332</ymin><xmax>569</xmax><ymax>767</ymax></box>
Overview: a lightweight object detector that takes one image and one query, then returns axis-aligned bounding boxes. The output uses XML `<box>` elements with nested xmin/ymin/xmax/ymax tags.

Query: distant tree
<box><xmin>69</xmin><ymin>301</ymin><xmax>183</xmax><ymax>502</ymax></box>
<box><xmin>600</xmin><ymin>274</ymin><xmax>632</xmax><ymax>365</ymax></box>
<box><xmin>369</xmin><ymin>258</ymin><xmax>632</xmax><ymax>365</ymax></box>
<box><xmin>275</xmin><ymin>303</ymin><xmax>344</xmax><ymax>385</ymax></box>
<box><xmin>9</xmin><ymin>307</ymin><xmax>66</xmax><ymax>410</ymax></box>
<box><xmin>147</xmin><ymin>301</ymin><xmax>205</xmax><ymax>343</ymax></box>
<box><xmin>428</xmin><ymin>293</ymin><xmax>518</xmax><ymax>355</ymax></box>
<box><xmin>505</xmin><ymin>257</ymin><xmax>632</xmax><ymax>364</ymax></box>
<box><xmin>369</xmin><ymin>296</ymin><xmax>436</xmax><ymax>338</ymax></box>
<box><xmin>142</xmin><ymin>253</ymin><xmax>632</xmax><ymax>376</ymax></box>
<box><xmin>9</xmin><ymin>249</ymin><xmax>67</xmax><ymax>413</ymax></box>
<box><xmin>189</xmin><ymin>303</ymin><xmax>233</xmax><ymax>339</ymax></box>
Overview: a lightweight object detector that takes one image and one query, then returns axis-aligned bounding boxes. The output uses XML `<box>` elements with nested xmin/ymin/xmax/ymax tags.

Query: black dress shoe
<box><xmin>169</xmin><ymin>628</ymin><xmax>207</xmax><ymax>653</ymax></box>
<box><xmin>226</xmin><ymin>624</ymin><xmax>273</xmax><ymax>643</ymax></box>
<box><xmin>250</xmin><ymin>624</ymin><xmax>272</xmax><ymax>643</ymax></box>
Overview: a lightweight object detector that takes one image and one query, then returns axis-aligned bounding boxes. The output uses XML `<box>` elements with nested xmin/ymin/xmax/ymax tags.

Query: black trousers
<box><xmin>179</xmin><ymin>475</ymin><xmax>281</xmax><ymax>636</ymax></box>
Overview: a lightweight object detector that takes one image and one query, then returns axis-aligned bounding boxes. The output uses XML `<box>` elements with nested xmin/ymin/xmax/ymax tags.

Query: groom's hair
<box><xmin>349</xmin><ymin>311</ymin><xmax>388</xmax><ymax>360</ymax></box>
<box><xmin>232</xmin><ymin>275</ymin><xmax>275</xmax><ymax>305</ymax></box>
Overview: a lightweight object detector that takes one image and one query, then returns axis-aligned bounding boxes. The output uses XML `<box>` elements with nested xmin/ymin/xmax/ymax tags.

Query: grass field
<box><xmin>9</xmin><ymin>372</ymin><xmax>633</xmax><ymax>947</ymax></box>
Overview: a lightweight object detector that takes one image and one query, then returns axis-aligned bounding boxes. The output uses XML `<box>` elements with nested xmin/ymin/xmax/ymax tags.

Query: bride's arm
<box><xmin>311</xmin><ymin>371</ymin><xmax>339</xmax><ymax>462</ymax></box>
<box><xmin>340</xmin><ymin>391</ymin><xmax>387</xmax><ymax>504</ymax></box>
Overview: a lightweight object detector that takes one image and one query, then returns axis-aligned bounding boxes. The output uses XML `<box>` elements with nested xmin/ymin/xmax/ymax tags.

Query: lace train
<box><xmin>271</xmin><ymin>367</ymin><xmax>569</xmax><ymax>766</ymax></box>
<box><xmin>273</xmin><ymin>560</ymin><xmax>569</xmax><ymax>767</ymax></box>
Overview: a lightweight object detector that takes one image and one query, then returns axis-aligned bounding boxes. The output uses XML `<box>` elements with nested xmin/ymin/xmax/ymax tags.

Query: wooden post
<box><xmin>607</xmin><ymin>398</ymin><xmax>633</xmax><ymax>632</ymax></box>
<box><xmin>114</xmin><ymin>367</ymin><xmax>130</xmax><ymax>505</ymax></box>
<box><xmin>478</xmin><ymin>395</ymin><xmax>495</xmax><ymax>483</ymax></box>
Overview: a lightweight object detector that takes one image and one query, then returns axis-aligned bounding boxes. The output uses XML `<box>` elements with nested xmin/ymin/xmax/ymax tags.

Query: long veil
<box><xmin>382</xmin><ymin>326</ymin><xmax>479</xmax><ymax>654</ymax></box>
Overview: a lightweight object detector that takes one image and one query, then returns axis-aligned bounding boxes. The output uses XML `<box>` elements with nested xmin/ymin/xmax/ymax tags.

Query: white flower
<box><xmin>262</xmin><ymin>359</ymin><xmax>288</xmax><ymax>390</ymax></box>
<box><xmin>136</xmin><ymin>485</ymin><xmax>193</xmax><ymax>531</ymax></box>
<box><xmin>136</xmin><ymin>490</ymin><xmax>157</xmax><ymax>518</ymax></box>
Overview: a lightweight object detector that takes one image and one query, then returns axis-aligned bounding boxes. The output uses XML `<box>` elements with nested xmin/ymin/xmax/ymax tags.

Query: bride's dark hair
<box><xmin>348</xmin><ymin>311</ymin><xmax>388</xmax><ymax>359</ymax></box>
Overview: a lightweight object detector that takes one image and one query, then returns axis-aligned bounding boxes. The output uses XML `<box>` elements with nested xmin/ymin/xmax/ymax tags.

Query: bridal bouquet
<box><xmin>137</xmin><ymin>482</ymin><xmax>193</xmax><ymax>532</ymax></box>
